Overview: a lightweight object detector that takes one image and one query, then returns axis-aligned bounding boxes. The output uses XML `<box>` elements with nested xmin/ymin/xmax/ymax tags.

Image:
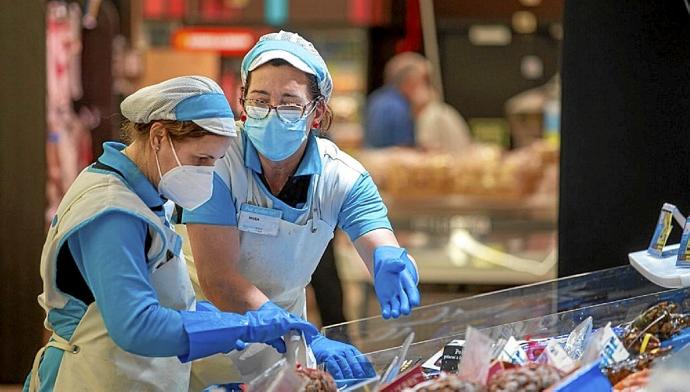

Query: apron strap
<box><xmin>310</xmin><ymin>174</ymin><xmax>322</xmax><ymax>233</ymax></box>
<box><xmin>29</xmin><ymin>334</ymin><xmax>79</xmax><ymax>392</ymax></box>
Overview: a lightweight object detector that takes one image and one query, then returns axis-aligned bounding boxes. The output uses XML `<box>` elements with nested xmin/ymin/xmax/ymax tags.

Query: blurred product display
<box><xmin>356</xmin><ymin>141</ymin><xmax>558</xmax><ymax>199</ymax></box>
<box><xmin>45</xmin><ymin>1</ymin><xmax>93</xmax><ymax>223</ymax></box>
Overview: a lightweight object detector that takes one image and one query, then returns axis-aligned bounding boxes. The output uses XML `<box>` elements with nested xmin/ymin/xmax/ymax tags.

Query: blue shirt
<box><xmin>183</xmin><ymin>134</ymin><xmax>392</xmax><ymax>240</ymax></box>
<box><xmin>64</xmin><ymin>142</ymin><xmax>190</xmax><ymax>357</ymax></box>
<box><xmin>364</xmin><ymin>86</ymin><xmax>415</xmax><ymax>148</ymax></box>
<box><xmin>27</xmin><ymin>142</ymin><xmax>194</xmax><ymax>391</ymax></box>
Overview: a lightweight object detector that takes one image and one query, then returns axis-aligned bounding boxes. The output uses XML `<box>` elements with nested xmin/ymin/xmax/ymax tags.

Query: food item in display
<box><xmin>612</xmin><ymin>368</ymin><xmax>650</xmax><ymax>392</ymax></box>
<box><xmin>356</xmin><ymin>140</ymin><xmax>558</xmax><ymax>199</ymax></box>
<box><xmin>408</xmin><ymin>374</ymin><xmax>486</xmax><ymax>392</ymax></box>
<box><xmin>295</xmin><ymin>365</ymin><xmax>337</xmax><ymax>392</ymax></box>
<box><xmin>603</xmin><ymin>347</ymin><xmax>671</xmax><ymax>386</ymax></box>
<box><xmin>622</xmin><ymin>301</ymin><xmax>690</xmax><ymax>354</ymax></box>
<box><xmin>487</xmin><ymin>363</ymin><xmax>563</xmax><ymax>392</ymax></box>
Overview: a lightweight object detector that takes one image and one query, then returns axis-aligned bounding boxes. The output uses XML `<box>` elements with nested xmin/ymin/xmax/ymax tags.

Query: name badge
<box><xmin>238</xmin><ymin>203</ymin><xmax>282</xmax><ymax>236</ymax></box>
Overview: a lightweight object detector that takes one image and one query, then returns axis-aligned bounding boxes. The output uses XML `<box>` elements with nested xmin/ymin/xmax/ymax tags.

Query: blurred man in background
<box><xmin>365</xmin><ymin>52</ymin><xmax>471</xmax><ymax>153</ymax></box>
<box><xmin>364</xmin><ymin>52</ymin><xmax>426</xmax><ymax>148</ymax></box>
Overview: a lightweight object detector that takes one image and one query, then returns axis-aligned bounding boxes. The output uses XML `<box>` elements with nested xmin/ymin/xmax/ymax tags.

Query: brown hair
<box><xmin>121</xmin><ymin>120</ymin><xmax>210</xmax><ymax>145</ymax></box>
<box><xmin>243</xmin><ymin>58</ymin><xmax>333</xmax><ymax>132</ymax></box>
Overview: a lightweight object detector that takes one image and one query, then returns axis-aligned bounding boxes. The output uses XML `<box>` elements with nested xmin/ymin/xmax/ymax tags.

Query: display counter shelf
<box><xmin>323</xmin><ymin>266</ymin><xmax>669</xmax><ymax>355</ymax></box>
<box><xmin>354</xmin><ymin>285</ymin><xmax>690</xmax><ymax>376</ymax></box>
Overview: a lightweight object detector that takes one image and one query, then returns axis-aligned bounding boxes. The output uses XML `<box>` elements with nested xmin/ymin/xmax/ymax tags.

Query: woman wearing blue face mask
<box><xmin>180</xmin><ymin>32</ymin><xmax>422</xmax><ymax>387</ymax></box>
<box><xmin>24</xmin><ymin>76</ymin><xmax>318</xmax><ymax>392</ymax></box>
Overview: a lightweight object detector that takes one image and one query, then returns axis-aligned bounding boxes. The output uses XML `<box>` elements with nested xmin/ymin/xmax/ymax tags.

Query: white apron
<box><xmin>186</xmin><ymin>131</ymin><xmax>365</xmax><ymax>389</ymax></box>
<box><xmin>29</xmin><ymin>168</ymin><xmax>196</xmax><ymax>392</ymax></box>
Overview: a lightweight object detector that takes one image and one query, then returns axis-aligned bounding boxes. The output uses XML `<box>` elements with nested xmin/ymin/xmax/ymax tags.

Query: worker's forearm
<box><xmin>186</xmin><ymin>223</ymin><xmax>269</xmax><ymax>313</ymax></box>
<box><xmin>199</xmin><ymin>271</ymin><xmax>269</xmax><ymax>313</ymax></box>
<box><xmin>353</xmin><ymin>228</ymin><xmax>400</xmax><ymax>274</ymax></box>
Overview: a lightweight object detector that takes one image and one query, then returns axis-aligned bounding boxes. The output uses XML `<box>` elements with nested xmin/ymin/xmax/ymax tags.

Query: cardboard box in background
<box><xmin>138</xmin><ymin>48</ymin><xmax>220</xmax><ymax>88</ymax></box>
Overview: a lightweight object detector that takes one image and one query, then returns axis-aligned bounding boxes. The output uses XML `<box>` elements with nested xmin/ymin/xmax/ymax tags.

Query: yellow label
<box><xmin>639</xmin><ymin>333</ymin><xmax>653</xmax><ymax>353</ymax></box>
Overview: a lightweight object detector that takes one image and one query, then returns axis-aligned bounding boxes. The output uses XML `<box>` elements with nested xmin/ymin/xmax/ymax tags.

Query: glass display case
<box><xmin>335</xmin><ymin>194</ymin><xmax>559</xmax><ymax>302</ymax></box>
<box><xmin>342</xmin><ymin>283</ymin><xmax>690</xmax><ymax>381</ymax></box>
<box><xmin>323</xmin><ymin>265</ymin><xmax>673</xmax><ymax>361</ymax></box>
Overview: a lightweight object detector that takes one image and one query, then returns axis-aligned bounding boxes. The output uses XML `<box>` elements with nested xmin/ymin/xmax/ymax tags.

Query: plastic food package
<box><xmin>538</xmin><ymin>339</ymin><xmax>577</xmax><ymax>374</ymax></box>
<box><xmin>246</xmin><ymin>359</ymin><xmax>307</xmax><ymax>391</ymax></box>
<box><xmin>563</xmin><ymin>317</ymin><xmax>593</xmax><ymax>361</ymax></box>
<box><xmin>457</xmin><ymin>327</ymin><xmax>495</xmax><ymax>385</ymax></box>
<box><xmin>580</xmin><ymin>322</ymin><xmax>629</xmax><ymax>367</ymax></box>
<box><xmin>493</xmin><ymin>337</ymin><xmax>528</xmax><ymax>365</ymax></box>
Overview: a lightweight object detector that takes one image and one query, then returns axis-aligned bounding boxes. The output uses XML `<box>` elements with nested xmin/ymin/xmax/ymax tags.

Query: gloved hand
<box><xmin>244</xmin><ymin>301</ymin><xmax>297</xmax><ymax>353</ymax></box>
<box><xmin>373</xmin><ymin>246</ymin><xmax>421</xmax><ymax>319</ymax></box>
<box><xmin>310</xmin><ymin>334</ymin><xmax>375</xmax><ymax>380</ymax></box>
<box><xmin>178</xmin><ymin>301</ymin><xmax>318</xmax><ymax>362</ymax></box>
<box><xmin>194</xmin><ymin>300</ymin><xmax>246</xmax><ymax>351</ymax></box>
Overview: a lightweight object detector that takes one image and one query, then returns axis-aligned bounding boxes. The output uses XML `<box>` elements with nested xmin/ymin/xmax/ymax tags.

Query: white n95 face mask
<box><xmin>154</xmin><ymin>137</ymin><xmax>214</xmax><ymax>210</ymax></box>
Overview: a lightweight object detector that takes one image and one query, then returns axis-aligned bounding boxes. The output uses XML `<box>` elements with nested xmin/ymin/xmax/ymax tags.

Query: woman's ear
<box><xmin>312</xmin><ymin>100</ymin><xmax>326</xmax><ymax>124</ymax></box>
<box><xmin>149</xmin><ymin>122</ymin><xmax>168</xmax><ymax>151</ymax></box>
<box><xmin>308</xmin><ymin>102</ymin><xmax>325</xmax><ymax>129</ymax></box>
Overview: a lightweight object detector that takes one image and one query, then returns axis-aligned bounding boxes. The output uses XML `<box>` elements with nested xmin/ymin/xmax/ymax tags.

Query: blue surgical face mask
<box><xmin>244</xmin><ymin>113</ymin><xmax>308</xmax><ymax>161</ymax></box>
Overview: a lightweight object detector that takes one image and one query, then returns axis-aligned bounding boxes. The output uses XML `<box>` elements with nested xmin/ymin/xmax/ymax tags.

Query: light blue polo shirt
<box><xmin>182</xmin><ymin>134</ymin><xmax>392</xmax><ymax>240</ymax></box>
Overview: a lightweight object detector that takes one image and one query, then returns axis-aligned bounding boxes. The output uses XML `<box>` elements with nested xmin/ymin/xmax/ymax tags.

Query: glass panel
<box><xmin>353</xmin><ymin>286</ymin><xmax>690</xmax><ymax>373</ymax></box>
<box><xmin>323</xmin><ymin>266</ymin><xmax>669</xmax><ymax>354</ymax></box>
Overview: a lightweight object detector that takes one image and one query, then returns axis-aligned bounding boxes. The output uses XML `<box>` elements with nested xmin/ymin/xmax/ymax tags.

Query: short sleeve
<box><xmin>181</xmin><ymin>172</ymin><xmax>237</xmax><ymax>226</ymax></box>
<box><xmin>337</xmin><ymin>173</ymin><xmax>392</xmax><ymax>240</ymax></box>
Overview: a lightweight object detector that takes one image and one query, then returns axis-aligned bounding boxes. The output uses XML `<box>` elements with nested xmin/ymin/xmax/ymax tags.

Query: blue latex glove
<box><xmin>247</xmin><ymin>301</ymin><xmax>299</xmax><ymax>354</ymax></box>
<box><xmin>310</xmin><ymin>334</ymin><xmax>375</xmax><ymax>380</ymax></box>
<box><xmin>195</xmin><ymin>300</ymin><xmax>221</xmax><ymax>313</ymax></box>
<box><xmin>179</xmin><ymin>301</ymin><xmax>318</xmax><ymax>362</ymax></box>
<box><xmin>373</xmin><ymin>246</ymin><xmax>421</xmax><ymax>319</ymax></box>
<box><xmin>194</xmin><ymin>301</ymin><xmax>246</xmax><ymax>351</ymax></box>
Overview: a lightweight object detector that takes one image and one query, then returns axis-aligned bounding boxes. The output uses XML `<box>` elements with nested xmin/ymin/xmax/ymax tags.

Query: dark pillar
<box><xmin>80</xmin><ymin>0</ymin><xmax>120</xmax><ymax>158</ymax></box>
<box><xmin>559</xmin><ymin>1</ymin><xmax>690</xmax><ymax>277</ymax></box>
<box><xmin>0</xmin><ymin>2</ymin><xmax>47</xmax><ymax>383</ymax></box>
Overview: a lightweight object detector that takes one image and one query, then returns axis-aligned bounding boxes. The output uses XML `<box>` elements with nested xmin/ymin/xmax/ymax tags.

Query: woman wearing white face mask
<box><xmin>180</xmin><ymin>32</ymin><xmax>422</xmax><ymax>387</ymax></box>
<box><xmin>24</xmin><ymin>76</ymin><xmax>318</xmax><ymax>392</ymax></box>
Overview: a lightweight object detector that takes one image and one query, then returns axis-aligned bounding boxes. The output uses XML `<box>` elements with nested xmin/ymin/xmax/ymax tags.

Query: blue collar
<box><xmin>96</xmin><ymin>142</ymin><xmax>166</xmax><ymax>209</ymax></box>
<box><xmin>243</xmin><ymin>131</ymin><xmax>322</xmax><ymax>176</ymax></box>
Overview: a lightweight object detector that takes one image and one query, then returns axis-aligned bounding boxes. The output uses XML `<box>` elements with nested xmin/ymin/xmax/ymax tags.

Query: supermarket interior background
<box><xmin>1</xmin><ymin>0</ymin><xmax>689</xmax><ymax>389</ymax></box>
